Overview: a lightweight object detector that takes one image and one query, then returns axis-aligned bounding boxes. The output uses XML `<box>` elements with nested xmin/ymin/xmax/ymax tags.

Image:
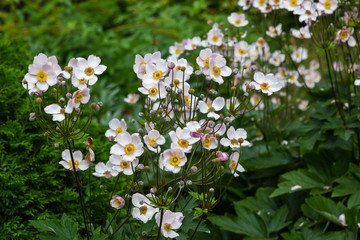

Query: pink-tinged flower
<box><xmin>110</xmin><ymin>155</ymin><xmax>139</xmax><ymax>175</ymax></box>
<box><xmin>208</xmin><ymin>55</ymin><xmax>232</xmax><ymax>84</ymax></box>
<box><xmin>144</xmin><ymin>129</ymin><xmax>166</xmax><ymax>152</ymax></box>
<box><xmin>283</xmin><ymin>0</ymin><xmax>303</xmax><ymax>11</ymax></box>
<box><xmin>207</xmin><ymin>23</ymin><xmax>224</xmax><ymax>46</ymax></box>
<box><xmin>59</xmin><ymin>149</ymin><xmax>90</xmax><ymax>171</ymax></box>
<box><xmin>68</xmin><ymin>58</ymin><xmax>91</xmax><ymax>89</ymax></box>
<box><xmin>216</xmin><ymin>151</ymin><xmax>229</xmax><ymax>162</ymax></box>
<box><xmin>266</xmin><ymin>24</ymin><xmax>282</xmax><ymax>38</ymax></box>
<box><xmin>167</xmin><ymin>56</ymin><xmax>194</xmax><ymax>79</ymax></box>
<box><xmin>161</xmin><ymin>149</ymin><xmax>187</xmax><ymax>173</ymax></box>
<box><xmin>196</xmin><ymin>48</ymin><xmax>219</xmax><ymax>75</ymax></box>
<box><xmin>169</xmin><ymin>127</ymin><xmax>198</xmax><ymax>153</ymax></box>
<box><xmin>298</xmin><ymin>100</ymin><xmax>309</xmax><ymax>111</ymax></box>
<box><xmin>317</xmin><ymin>0</ymin><xmax>337</xmax><ymax>14</ymax></box>
<box><xmin>155</xmin><ymin>210</ymin><xmax>184</xmax><ymax>239</ymax></box>
<box><xmin>138</xmin><ymin>82</ymin><xmax>166</xmax><ymax>101</ymax></box>
<box><xmin>227</xmin><ymin>13</ymin><xmax>248</xmax><ymax>27</ymax></box>
<box><xmin>110</xmin><ymin>132</ymin><xmax>144</xmax><ymax>161</ymax></box>
<box><xmin>169</xmin><ymin>42</ymin><xmax>184</xmax><ymax>57</ymax></box>
<box><xmin>93</xmin><ymin>161</ymin><xmax>118</xmax><ymax>178</ymax></box>
<box><xmin>336</xmin><ymin>28</ymin><xmax>356</xmax><ymax>47</ymax></box>
<box><xmin>250</xmin><ymin>72</ymin><xmax>283</xmax><ymax>96</ymax></box>
<box><xmin>220</xmin><ymin>126</ymin><xmax>250</xmax><ymax>149</ymax></box>
<box><xmin>73</xmin><ymin>55</ymin><xmax>107</xmax><ymax>84</ymax></box>
<box><xmin>229</xmin><ymin>151</ymin><xmax>245</xmax><ymax>177</ymax></box>
<box><xmin>110</xmin><ymin>195</ymin><xmax>125</xmax><ymax>210</ymax></box>
<box><xmin>295</xmin><ymin>1</ymin><xmax>318</xmax><ymax>23</ymax></box>
<box><xmin>201</xmin><ymin>134</ymin><xmax>218</xmax><ymax>150</ymax></box>
<box><xmin>105</xmin><ymin>118</ymin><xmax>128</xmax><ymax>138</ymax></box>
<box><xmin>184</xmin><ymin>36</ymin><xmax>201</xmax><ymax>50</ymax></box>
<box><xmin>199</xmin><ymin>97</ymin><xmax>225</xmax><ymax>120</ymax></box>
<box><xmin>238</xmin><ymin>0</ymin><xmax>253</xmax><ymax>10</ymax></box>
<box><xmin>291</xmin><ymin>26</ymin><xmax>311</xmax><ymax>39</ymax></box>
<box><xmin>124</xmin><ymin>93</ymin><xmax>140</xmax><ymax>104</ymax></box>
<box><xmin>72</xmin><ymin>88</ymin><xmax>90</xmax><ymax>108</ymax></box>
<box><xmin>269</xmin><ymin>50</ymin><xmax>285</xmax><ymax>67</ymax></box>
<box><xmin>24</xmin><ymin>53</ymin><xmax>59</xmax><ymax>92</ymax></box>
<box><xmin>133</xmin><ymin>52</ymin><xmax>153</xmax><ymax>79</ymax></box>
<box><xmin>132</xmin><ymin>193</ymin><xmax>159</xmax><ymax>223</ymax></box>
<box><xmin>44</xmin><ymin>103</ymin><xmax>73</xmax><ymax>122</ymax></box>
<box><xmin>234</xmin><ymin>41</ymin><xmax>249</xmax><ymax>59</ymax></box>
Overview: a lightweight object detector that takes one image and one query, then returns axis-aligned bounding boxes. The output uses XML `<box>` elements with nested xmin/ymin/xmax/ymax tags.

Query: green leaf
<box><xmin>334</xmin><ymin>128</ymin><xmax>355</xmax><ymax>141</ymax></box>
<box><xmin>267</xmin><ymin>205</ymin><xmax>291</xmax><ymax>234</ymax></box>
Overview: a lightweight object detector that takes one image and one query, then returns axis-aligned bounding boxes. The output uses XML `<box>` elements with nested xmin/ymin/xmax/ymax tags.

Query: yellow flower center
<box><xmin>235</xmin><ymin>19</ymin><xmax>241</xmax><ymax>25</ymax></box>
<box><xmin>120</xmin><ymin>160</ymin><xmax>130</xmax><ymax>169</ymax></box>
<box><xmin>74</xmin><ymin>92</ymin><xmax>83</xmax><ymax>103</ymax></box>
<box><xmin>239</xmin><ymin>49</ymin><xmax>246</xmax><ymax>55</ymax></box>
<box><xmin>115</xmin><ymin>127</ymin><xmax>123</xmax><ymax>135</ymax></box>
<box><xmin>208</xmin><ymin>107</ymin><xmax>215</xmax><ymax>112</ymax></box>
<box><xmin>273</xmin><ymin>30</ymin><xmax>278</xmax><ymax>35</ymax></box>
<box><xmin>115</xmin><ymin>199</ymin><xmax>122</xmax><ymax>206</ymax></box>
<box><xmin>68</xmin><ymin>159</ymin><xmax>79</xmax><ymax>169</ymax></box>
<box><xmin>339</xmin><ymin>31</ymin><xmax>348</xmax><ymax>39</ymax></box>
<box><xmin>104</xmin><ymin>170</ymin><xmax>111</xmax><ymax>175</ymax></box>
<box><xmin>191</xmin><ymin>43</ymin><xmax>197</xmax><ymax>49</ymax></box>
<box><xmin>175</xmin><ymin>48</ymin><xmax>181</xmax><ymax>55</ymax></box>
<box><xmin>169</xmin><ymin>155</ymin><xmax>181</xmax><ymax>166</ymax></box>
<box><xmin>36</xmin><ymin>71</ymin><xmax>47</xmax><ymax>82</ymax></box>
<box><xmin>260</xmin><ymin>82</ymin><xmax>270</xmax><ymax>90</ymax></box>
<box><xmin>139</xmin><ymin>206</ymin><xmax>148</xmax><ymax>215</ymax></box>
<box><xmin>213</xmin><ymin>66</ymin><xmax>221</xmax><ymax>76</ymax></box>
<box><xmin>290</xmin><ymin>75</ymin><xmax>295</xmax><ymax>81</ymax></box>
<box><xmin>204</xmin><ymin>57</ymin><xmax>210</xmax><ymax>68</ymax></box>
<box><xmin>230</xmin><ymin>138</ymin><xmax>239</xmax><ymax>145</ymax></box>
<box><xmin>231</xmin><ymin>160</ymin><xmax>237</xmax><ymax>169</ymax></box>
<box><xmin>254</xmin><ymin>96</ymin><xmax>259</xmax><ymax>103</ymax></box>
<box><xmin>259</xmin><ymin>0</ymin><xmax>265</xmax><ymax>6</ymax></box>
<box><xmin>203</xmin><ymin>137</ymin><xmax>211</xmax><ymax>147</ymax></box>
<box><xmin>164</xmin><ymin>223</ymin><xmax>172</xmax><ymax>231</ymax></box>
<box><xmin>153</xmin><ymin>70</ymin><xmax>163</xmax><ymax>80</ymax></box>
<box><xmin>149</xmin><ymin>138</ymin><xmax>157</xmax><ymax>147</ymax></box>
<box><xmin>184</xmin><ymin>95</ymin><xmax>190</xmax><ymax>105</ymax></box>
<box><xmin>84</xmin><ymin>67</ymin><xmax>94</xmax><ymax>76</ymax></box>
<box><xmin>212</xmin><ymin>35</ymin><xmax>219</xmax><ymax>42</ymax></box>
<box><xmin>79</xmin><ymin>79</ymin><xmax>87</xmax><ymax>84</ymax></box>
<box><xmin>258</xmin><ymin>39</ymin><xmax>264</xmax><ymax>46</ymax></box>
<box><xmin>124</xmin><ymin>144</ymin><xmax>135</xmax><ymax>155</ymax></box>
<box><xmin>130</xmin><ymin>98</ymin><xmax>136</xmax><ymax>103</ymax></box>
<box><xmin>140</xmin><ymin>61</ymin><xmax>146</xmax><ymax>66</ymax></box>
<box><xmin>290</xmin><ymin>0</ymin><xmax>297</xmax><ymax>7</ymax></box>
<box><xmin>324</xmin><ymin>0</ymin><xmax>331</xmax><ymax>8</ymax></box>
<box><xmin>148</xmin><ymin>87</ymin><xmax>158</xmax><ymax>96</ymax></box>
<box><xmin>305</xmin><ymin>10</ymin><xmax>311</xmax><ymax>15</ymax></box>
<box><xmin>177</xmin><ymin>139</ymin><xmax>189</xmax><ymax>148</ymax></box>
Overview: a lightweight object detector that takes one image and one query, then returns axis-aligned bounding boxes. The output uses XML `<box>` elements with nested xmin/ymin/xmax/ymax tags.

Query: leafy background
<box><xmin>1</xmin><ymin>0</ymin><xmax>360</xmax><ymax>239</ymax></box>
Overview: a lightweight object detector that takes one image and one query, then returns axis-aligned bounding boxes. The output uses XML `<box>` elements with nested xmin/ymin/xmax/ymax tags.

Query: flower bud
<box><xmin>144</xmin><ymin>166</ymin><xmax>150</xmax><ymax>171</ymax></box>
<box><xmin>137</xmin><ymin>164</ymin><xmax>144</xmax><ymax>170</ymax></box>
<box><xmin>138</xmin><ymin>181</ymin><xmax>143</xmax><ymax>186</ymax></box>
<box><xmin>190</xmin><ymin>166</ymin><xmax>198</xmax><ymax>173</ymax></box>
<box><xmin>168</xmin><ymin>62</ymin><xmax>175</xmax><ymax>69</ymax></box>
<box><xmin>36</xmin><ymin>97</ymin><xmax>42</xmax><ymax>103</ymax></box>
<box><xmin>168</xmin><ymin>187</ymin><xmax>173</xmax><ymax>192</ymax></box>
<box><xmin>91</xmin><ymin>102</ymin><xmax>97</xmax><ymax>109</ymax></box>
<box><xmin>66</xmin><ymin>93</ymin><xmax>72</xmax><ymax>99</ymax></box>
<box><xmin>54</xmin><ymin>143</ymin><xmax>60</xmax><ymax>148</ymax></box>
<box><xmin>108</xmin><ymin>136</ymin><xmax>115</xmax><ymax>142</ymax></box>
<box><xmin>138</xmin><ymin>112</ymin><xmax>144</xmax><ymax>117</ymax></box>
<box><xmin>73</xmin><ymin>117</ymin><xmax>77</xmax><ymax>121</ymax></box>
<box><xmin>138</xmin><ymin>128</ymin><xmax>143</xmax><ymax>134</ymax></box>
<box><xmin>30</xmin><ymin>112</ymin><xmax>36</xmax><ymax>118</ymax></box>
<box><xmin>52</xmin><ymin>88</ymin><xmax>57</xmax><ymax>93</ymax></box>
<box><xmin>29</xmin><ymin>116</ymin><xmax>35</xmax><ymax>121</ymax></box>
<box><xmin>150</xmin><ymin>187</ymin><xmax>157</xmax><ymax>194</ymax></box>
<box><xmin>173</xmin><ymin>79</ymin><xmax>180</xmax><ymax>85</ymax></box>
<box><xmin>231</xmin><ymin>86</ymin><xmax>236</xmax><ymax>92</ymax></box>
<box><xmin>195</xmin><ymin>70</ymin><xmax>201</xmax><ymax>76</ymax></box>
<box><xmin>209</xmin><ymin>188</ymin><xmax>214</xmax><ymax>193</ymax></box>
<box><xmin>233</xmin><ymin>68</ymin><xmax>239</xmax><ymax>74</ymax></box>
<box><xmin>64</xmin><ymin>66</ymin><xmax>73</xmax><ymax>72</ymax></box>
<box><xmin>97</xmin><ymin>101</ymin><xmax>103</xmax><ymax>107</ymax></box>
<box><xmin>186</xmin><ymin>180</ymin><xmax>192</xmax><ymax>186</ymax></box>
<box><xmin>224</xmin><ymin>117</ymin><xmax>230</xmax><ymax>123</ymax></box>
<box><xmin>188</xmin><ymin>89</ymin><xmax>195</xmax><ymax>94</ymax></box>
<box><xmin>75</xmin><ymin>107</ymin><xmax>80</xmax><ymax>113</ymax></box>
<box><xmin>142</xmin><ymin>232</ymin><xmax>147</xmax><ymax>237</ymax></box>
<box><xmin>100</xmin><ymin>185</ymin><xmax>104</xmax><ymax>189</ymax></box>
<box><xmin>131</xmin><ymin>119</ymin><xmax>136</xmax><ymax>123</ymax></box>
<box><xmin>59</xmin><ymin>97</ymin><xmax>65</xmax><ymax>103</ymax></box>
<box><xmin>180</xmin><ymin>66</ymin><xmax>186</xmax><ymax>71</ymax></box>
<box><xmin>22</xmin><ymin>79</ymin><xmax>28</xmax><ymax>85</ymax></box>
<box><xmin>152</xmin><ymin>142</ymin><xmax>158</xmax><ymax>148</ymax></box>
<box><xmin>179</xmin><ymin>181</ymin><xmax>185</xmax><ymax>188</ymax></box>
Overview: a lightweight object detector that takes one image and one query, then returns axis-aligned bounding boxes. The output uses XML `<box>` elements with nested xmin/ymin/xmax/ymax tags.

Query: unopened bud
<box><xmin>97</xmin><ymin>101</ymin><xmax>103</xmax><ymax>107</ymax></box>
<box><xmin>188</xmin><ymin>89</ymin><xmax>195</xmax><ymax>94</ymax></box>
<box><xmin>144</xmin><ymin>166</ymin><xmax>150</xmax><ymax>171</ymax></box>
<box><xmin>29</xmin><ymin>116</ymin><xmax>35</xmax><ymax>121</ymax></box>
<box><xmin>209</xmin><ymin>188</ymin><xmax>214</xmax><ymax>193</ymax></box>
<box><xmin>220</xmin><ymin>166</ymin><xmax>224</xmax><ymax>171</ymax></box>
<box><xmin>36</xmin><ymin>97</ymin><xmax>42</xmax><ymax>103</ymax></box>
<box><xmin>238</xmin><ymin>138</ymin><xmax>244</xmax><ymax>144</ymax></box>
<box><xmin>179</xmin><ymin>181</ymin><xmax>185</xmax><ymax>188</ymax></box>
<box><xmin>91</xmin><ymin>102</ymin><xmax>97</xmax><ymax>109</ymax></box>
<box><xmin>190</xmin><ymin>166</ymin><xmax>198</xmax><ymax>173</ymax></box>
<box><xmin>138</xmin><ymin>128</ymin><xmax>143</xmax><ymax>134</ymax></box>
<box><xmin>231</xmin><ymin>86</ymin><xmax>236</xmax><ymax>92</ymax></box>
<box><xmin>73</xmin><ymin>117</ymin><xmax>77</xmax><ymax>121</ymax></box>
<box><xmin>54</xmin><ymin>143</ymin><xmax>60</xmax><ymax>148</ymax></box>
<box><xmin>152</xmin><ymin>142</ymin><xmax>158</xmax><ymax>148</ymax></box>
<box><xmin>22</xmin><ymin>79</ymin><xmax>28</xmax><ymax>85</ymax></box>
<box><xmin>137</xmin><ymin>164</ymin><xmax>144</xmax><ymax>170</ymax></box>
<box><xmin>233</xmin><ymin>68</ymin><xmax>239</xmax><ymax>74</ymax></box>
<box><xmin>142</xmin><ymin>231</ymin><xmax>147</xmax><ymax>237</ymax></box>
<box><xmin>52</xmin><ymin>88</ymin><xmax>57</xmax><ymax>93</ymax></box>
<box><xmin>168</xmin><ymin>62</ymin><xmax>175</xmax><ymax>69</ymax></box>
<box><xmin>224</xmin><ymin>117</ymin><xmax>230</xmax><ymax>123</ymax></box>
<box><xmin>64</xmin><ymin>66</ymin><xmax>73</xmax><ymax>72</ymax></box>
<box><xmin>138</xmin><ymin>112</ymin><xmax>144</xmax><ymax>117</ymax></box>
<box><xmin>100</xmin><ymin>185</ymin><xmax>104</xmax><ymax>189</ymax></box>
<box><xmin>131</xmin><ymin>119</ymin><xmax>136</xmax><ymax>123</ymax></box>
<box><xmin>150</xmin><ymin>187</ymin><xmax>157</xmax><ymax>194</ymax></box>
<box><xmin>59</xmin><ymin>97</ymin><xmax>65</xmax><ymax>103</ymax></box>
<box><xmin>75</xmin><ymin>107</ymin><xmax>80</xmax><ymax>113</ymax></box>
<box><xmin>180</xmin><ymin>66</ymin><xmax>186</xmax><ymax>71</ymax></box>
<box><xmin>173</xmin><ymin>79</ymin><xmax>180</xmax><ymax>85</ymax></box>
<box><xmin>168</xmin><ymin>187</ymin><xmax>173</xmax><ymax>192</ymax></box>
<box><xmin>108</xmin><ymin>136</ymin><xmax>115</xmax><ymax>142</ymax></box>
<box><xmin>30</xmin><ymin>112</ymin><xmax>35</xmax><ymax>118</ymax></box>
<box><xmin>186</xmin><ymin>180</ymin><xmax>192</xmax><ymax>186</ymax></box>
<box><xmin>138</xmin><ymin>181</ymin><xmax>143</xmax><ymax>186</ymax></box>
<box><xmin>66</xmin><ymin>93</ymin><xmax>72</xmax><ymax>99</ymax></box>
<box><xmin>45</xmin><ymin>131</ymin><xmax>50</xmax><ymax>136</ymax></box>
<box><xmin>214</xmin><ymin>158</ymin><xmax>221</xmax><ymax>163</ymax></box>
<box><xmin>195</xmin><ymin>70</ymin><xmax>201</xmax><ymax>76</ymax></box>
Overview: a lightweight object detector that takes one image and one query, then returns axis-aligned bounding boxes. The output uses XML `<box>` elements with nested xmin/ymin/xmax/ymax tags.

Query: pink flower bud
<box><xmin>207</xmin><ymin>20</ymin><xmax>213</xmax><ymax>26</ymax></box>
<box><xmin>110</xmin><ymin>195</ymin><xmax>125</xmax><ymax>209</ymax></box>
<box><xmin>190</xmin><ymin>131</ymin><xmax>203</xmax><ymax>138</ymax></box>
<box><xmin>108</xmin><ymin>136</ymin><xmax>115</xmax><ymax>142</ymax></box>
<box><xmin>216</xmin><ymin>151</ymin><xmax>228</xmax><ymax>162</ymax></box>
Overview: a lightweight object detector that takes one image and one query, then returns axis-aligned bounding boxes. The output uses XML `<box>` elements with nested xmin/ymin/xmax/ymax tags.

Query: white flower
<box><xmin>234</xmin><ymin>41</ymin><xmax>249</xmax><ymax>59</ymax></box>
<box><xmin>295</xmin><ymin>1</ymin><xmax>318</xmax><ymax>23</ymax></box>
<box><xmin>209</xmin><ymin>55</ymin><xmax>232</xmax><ymax>84</ymax></box>
<box><xmin>291</xmin><ymin>47</ymin><xmax>308</xmax><ymax>63</ymax></box>
<box><xmin>44</xmin><ymin>103</ymin><xmax>73</xmax><ymax>122</ymax></box>
<box><xmin>111</xmin><ymin>132</ymin><xmax>144</xmax><ymax>161</ymax></box>
<box><xmin>227</xmin><ymin>13</ymin><xmax>248</xmax><ymax>27</ymax></box>
<box><xmin>161</xmin><ymin>148</ymin><xmax>187</xmax><ymax>174</ymax></box>
<box><xmin>142</xmin><ymin>59</ymin><xmax>168</xmax><ymax>84</ymax></box>
<box><xmin>132</xmin><ymin>193</ymin><xmax>159</xmax><ymax>223</ymax></box>
<box><xmin>196</xmin><ymin>48</ymin><xmax>218</xmax><ymax>75</ymax></box>
<box><xmin>201</xmin><ymin>134</ymin><xmax>218</xmax><ymax>150</ymax></box>
<box><xmin>229</xmin><ymin>151</ymin><xmax>245</xmax><ymax>177</ymax></box>
<box><xmin>336</xmin><ymin>28</ymin><xmax>356</xmax><ymax>47</ymax></box>
<box><xmin>250</xmin><ymin>72</ymin><xmax>283</xmax><ymax>96</ymax></box>
<box><xmin>354</xmin><ymin>79</ymin><xmax>360</xmax><ymax>86</ymax></box>
<box><xmin>169</xmin><ymin>42</ymin><xmax>184</xmax><ymax>57</ymax></box>
<box><xmin>110</xmin><ymin>155</ymin><xmax>139</xmax><ymax>175</ymax></box>
<box><xmin>69</xmin><ymin>58</ymin><xmax>91</xmax><ymax>89</ymax></box>
<box><xmin>93</xmin><ymin>161</ymin><xmax>118</xmax><ymax>178</ymax></box>
<box><xmin>207</xmin><ymin>23</ymin><xmax>224</xmax><ymax>46</ymax></box>
<box><xmin>317</xmin><ymin>0</ymin><xmax>337</xmax><ymax>15</ymax></box>
<box><xmin>144</xmin><ymin>130</ymin><xmax>166</xmax><ymax>152</ymax></box>
<box><xmin>24</xmin><ymin>53</ymin><xmax>59</xmax><ymax>92</ymax></box>
<box><xmin>59</xmin><ymin>149</ymin><xmax>90</xmax><ymax>171</ymax></box>
<box><xmin>138</xmin><ymin>82</ymin><xmax>166</xmax><ymax>101</ymax></box>
<box><xmin>105</xmin><ymin>118</ymin><xmax>128</xmax><ymax>138</ymax></box>
<box><xmin>220</xmin><ymin>126</ymin><xmax>250</xmax><ymax>149</ymax></box>
<box><xmin>283</xmin><ymin>0</ymin><xmax>304</xmax><ymax>11</ymax></box>
<box><xmin>291</xmin><ymin>26</ymin><xmax>311</xmax><ymax>39</ymax></box>
<box><xmin>124</xmin><ymin>93</ymin><xmax>140</xmax><ymax>104</ymax></box>
<box><xmin>266</xmin><ymin>24</ymin><xmax>282</xmax><ymax>38</ymax></box>
<box><xmin>184</xmin><ymin>36</ymin><xmax>201</xmax><ymax>50</ymax></box>
<box><xmin>110</xmin><ymin>195</ymin><xmax>125</xmax><ymax>210</ymax></box>
<box><xmin>250</xmin><ymin>94</ymin><xmax>264</xmax><ymax>109</ymax></box>
<box><xmin>199</xmin><ymin>97</ymin><xmax>225</xmax><ymax>120</ymax></box>
<box><xmin>269</xmin><ymin>50</ymin><xmax>285</xmax><ymax>67</ymax></box>
<box><xmin>71</xmin><ymin>88</ymin><xmax>90</xmax><ymax>108</ymax></box>
<box><xmin>169</xmin><ymin>127</ymin><xmax>198</xmax><ymax>153</ymax></box>
<box><xmin>155</xmin><ymin>210</ymin><xmax>184</xmax><ymax>239</ymax></box>
<box><xmin>73</xmin><ymin>55</ymin><xmax>106</xmax><ymax>85</ymax></box>
<box><xmin>133</xmin><ymin>52</ymin><xmax>159</xmax><ymax>79</ymax></box>
<box><xmin>167</xmin><ymin>56</ymin><xmax>193</xmax><ymax>80</ymax></box>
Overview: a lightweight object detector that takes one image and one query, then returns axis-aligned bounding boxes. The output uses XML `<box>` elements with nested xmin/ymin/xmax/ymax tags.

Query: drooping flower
<box><xmin>132</xmin><ymin>193</ymin><xmax>159</xmax><ymax>223</ymax></box>
<box><xmin>110</xmin><ymin>132</ymin><xmax>144</xmax><ymax>161</ymax></box>
<box><xmin>105</xmin><ymin>118</ymin><xmax>128</xmax><ymax>139</ymax></box>
<box><xmin>229</xmin><ymin>151</ymin><xmax>245</xmax><ymax>177</ymax></box>
<box><xmin>59</xmin><ymin>149</ymin><xmax>90</xmax><ymax>171</ymax></box>
<box><xmin>110</xmin><ymin>195</ymin><xmax>125</xmax><ymax>210</ymax></box>
<box><xmin>155</xmin><ymin>210</ymin><xmax>184</xmax><ymax>239</ymax></box>
<box><xmin>250</xmin><ymin>72</ymin><xmax>283</xmax><ymax>96</ymax></box>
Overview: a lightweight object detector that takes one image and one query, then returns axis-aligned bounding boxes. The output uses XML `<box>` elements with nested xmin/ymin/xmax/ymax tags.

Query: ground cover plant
<box><xmin>2</xmin><ymin>0</ymin><xmax>360</xmax><ymax>239</ymax></box>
